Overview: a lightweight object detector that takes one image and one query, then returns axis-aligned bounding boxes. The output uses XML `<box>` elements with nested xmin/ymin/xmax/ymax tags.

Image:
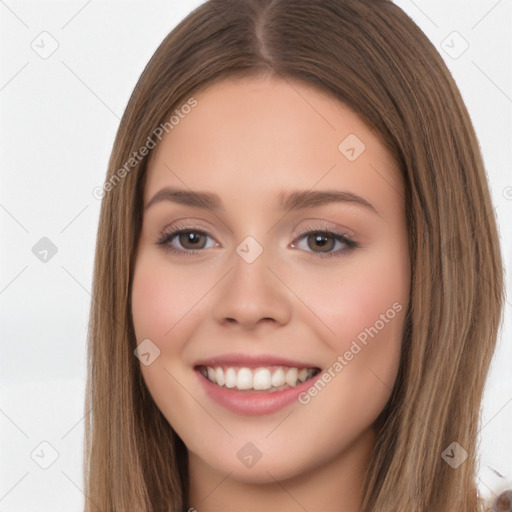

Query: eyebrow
<box><xmin>144</xmin><ymin>187</ymin><xmax>380</xmax><ymax>215</ymax></box>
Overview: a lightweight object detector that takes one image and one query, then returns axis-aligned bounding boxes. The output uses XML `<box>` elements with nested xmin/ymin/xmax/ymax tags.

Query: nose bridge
<box><xmin>211</xmin><ymin>235</ymin><xmax>292</xmax><ymax>328</ymax></box>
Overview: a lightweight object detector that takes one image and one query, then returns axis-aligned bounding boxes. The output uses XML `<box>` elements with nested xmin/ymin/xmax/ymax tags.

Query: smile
<box><xmin>193</xmin><ymin>355</ymin><xmax>323</xmax><ymax>415</ymax></box>
<box><xmin>198</xmin><ymin>365</ymin><xmax>320</xmax><ymax>392</ymax></box>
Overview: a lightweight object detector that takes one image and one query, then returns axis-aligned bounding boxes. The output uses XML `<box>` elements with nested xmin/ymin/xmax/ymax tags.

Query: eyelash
<box><xmin>155</xmin><ymin>223</ymin><xmax>359</xmax><ymax>259</ymax></box>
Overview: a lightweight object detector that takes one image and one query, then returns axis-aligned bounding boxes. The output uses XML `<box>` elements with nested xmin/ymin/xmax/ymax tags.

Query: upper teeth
<box><xmin>200</xmin><ymin>366</ymin><xmax>317</xmax><ymax>391</ymax></box>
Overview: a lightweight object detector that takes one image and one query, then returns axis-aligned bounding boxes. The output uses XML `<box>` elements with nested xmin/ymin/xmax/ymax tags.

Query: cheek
<box><xmin>131</xmin><ymin>252</ymin><xmax>202</xmax><ymax>347</ymax></box>
<box><xmin>293</xmin><ymin>242</ymin><xmax>409</xmax><ymax>389</ymax></box>
<box><xmin>295</xmin><ymin>247</ymin><xmax>408</xmax><ymax>340</ymax></box>
<box><xmin>131</xmin><ymin>265</ymin><xmax>171</xmax><ymax>344</ymax></box>
<box><xmin>288</xmin><ymin>254</ymin><xmax>407</xmax><ymax>456</ymax></box>
<box><xmin>131</xmin><ymin>253</ymin><xmax>204</xmax><ymax>428</ymax></box>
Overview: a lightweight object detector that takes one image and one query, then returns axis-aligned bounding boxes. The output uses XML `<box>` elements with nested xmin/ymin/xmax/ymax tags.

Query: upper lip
<box><xmin>193</xmin><ymin>353</ymin><xmax>321</xmax><ymax>369</ymax></box>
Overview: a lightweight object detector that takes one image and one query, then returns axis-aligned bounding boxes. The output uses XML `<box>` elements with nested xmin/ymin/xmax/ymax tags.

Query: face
<box><xmin>131</xmin><ymin>75</ymin><xmax>410</xmax><ymax>485</ymax></box>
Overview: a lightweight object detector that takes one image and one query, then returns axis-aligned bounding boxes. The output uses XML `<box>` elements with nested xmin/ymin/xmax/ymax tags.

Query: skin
<box><xmin>131</xmin><ymin>75</ymin><xmax>410</xmax><ymax>511</ymax></box>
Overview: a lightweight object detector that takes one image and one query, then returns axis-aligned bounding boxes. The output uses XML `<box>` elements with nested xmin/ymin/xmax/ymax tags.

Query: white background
<box><xmin>0</xmin><ymin>1</ymin><xmax>511</xmax><ymax>510</ymax></box>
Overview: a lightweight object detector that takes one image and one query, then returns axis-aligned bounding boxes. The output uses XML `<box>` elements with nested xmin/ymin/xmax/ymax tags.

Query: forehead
<box><xmin>144</xmin><ymin>75</ymin><xmax>403</xmax><ymax>213</ymax></box>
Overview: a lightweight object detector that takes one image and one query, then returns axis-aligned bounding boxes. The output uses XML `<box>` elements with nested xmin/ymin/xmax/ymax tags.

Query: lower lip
<box><xmin>195</xmin><ymin>369</ymin><xmax>321</xmax><ymax>416</ymax></box>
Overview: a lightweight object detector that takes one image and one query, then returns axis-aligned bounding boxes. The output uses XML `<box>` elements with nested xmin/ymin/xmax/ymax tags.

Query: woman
<box><xmin>84</xmin><ymin>0</ymin><xmax>506</xmax><ymax>510</ymax></box>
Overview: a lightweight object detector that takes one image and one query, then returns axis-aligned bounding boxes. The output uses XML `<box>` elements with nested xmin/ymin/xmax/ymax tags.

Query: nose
<box><xmin>211</xmin><ymin>246</ymin><xmax>292</xmax><ymax>330</ymax></box>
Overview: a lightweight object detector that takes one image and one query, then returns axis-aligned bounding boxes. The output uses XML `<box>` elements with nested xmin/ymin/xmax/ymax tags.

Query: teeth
<box><xmin>201</xmin><ymin>365</ymin><xmax>318</xmax><ymax>391</ymax></box>
<box><xmin>215</xmin><ymin>367</ymin><xmax>225</xmax><ymax>387</ymax></box>
<box><xmin>271</xmin><ymin>367</ymin><xmax>285</xmax><ymax>387</ymax></box>
<box><xmin>298</xmin><ymin>368</ymin><xmax>308</xmax><ymax>382</ymax></box>
<box><xmin>285</xmin><ymin>367</ymin><xmax>298</xmax><ymax>386</ymax></box>
<box><xmin>237</xmin><ymin>368</ymin><xmax>253</xmax><ymax>390</ymax></box>
<box><xmin>253</xmin><ymin>368</ymin><xmax>272</xmax><ymax>390</ymax></box>
<box><xmin>225</xmin><ymin>367</ymin><xmax>237</xmax><ymax>388</ymax></box>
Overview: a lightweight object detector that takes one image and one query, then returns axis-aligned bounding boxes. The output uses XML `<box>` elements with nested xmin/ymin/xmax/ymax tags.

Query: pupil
<box><xmin>181</xmin><ymin>232</ymin><xmax>204</xmax><ymax>248</ymax></box>
<box><xmin>309</xmin><ymin>234</ymin><xmax>333</xmax><ymax>252</ymax></box>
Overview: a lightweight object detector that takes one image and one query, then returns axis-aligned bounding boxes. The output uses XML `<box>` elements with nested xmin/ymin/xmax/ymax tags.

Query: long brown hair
<box><xmin>83</xmin><ymin>0</ymin><xmax>505</xmax><ymax>510</ymax></box>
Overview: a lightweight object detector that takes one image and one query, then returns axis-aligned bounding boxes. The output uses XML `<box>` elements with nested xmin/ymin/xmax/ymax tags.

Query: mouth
<box><xmin>192</xmin><ymin>354</ymin><xmax>323</xmax><ymax>415</ymax></box>
<box><xmin>196</xmin><ymin>364</ymin><xmax>321</xmax><ymax>393</ymax></box>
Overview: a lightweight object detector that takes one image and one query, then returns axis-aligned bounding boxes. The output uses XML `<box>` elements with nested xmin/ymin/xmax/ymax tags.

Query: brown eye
<box><xmin>178</xmin><ymin>231</ymin><xmax>208</xmax><ymax>250</ymax></box>
<box><xmin>291</xmin><ymin>229</ymin><xmax>357</xmax><ymax>258</ymax></box>
<box><xmin>156</xmin><ymin>228</ymin><xmax>218</xmax><ymax>255</ymax></box>
<box><xmin>306</xmin><ymin>233</ymin><xmax>335</xmax><ymax>253</ymax></box>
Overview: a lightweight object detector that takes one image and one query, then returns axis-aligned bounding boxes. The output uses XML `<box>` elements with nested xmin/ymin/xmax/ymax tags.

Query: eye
<box><xmin>156</xmin><ymin>227</ymin><xmax>219</xmax><ymax>255</ymax></box>
<box><xmin>155</xmin><ymin>225</ymin><xmax>358</xmax><ymax>258</ymax></box>
<box><xmin>290</xmin><ymin>228</ymin><xmax>358</xmax><ymax>258</ymax></box>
